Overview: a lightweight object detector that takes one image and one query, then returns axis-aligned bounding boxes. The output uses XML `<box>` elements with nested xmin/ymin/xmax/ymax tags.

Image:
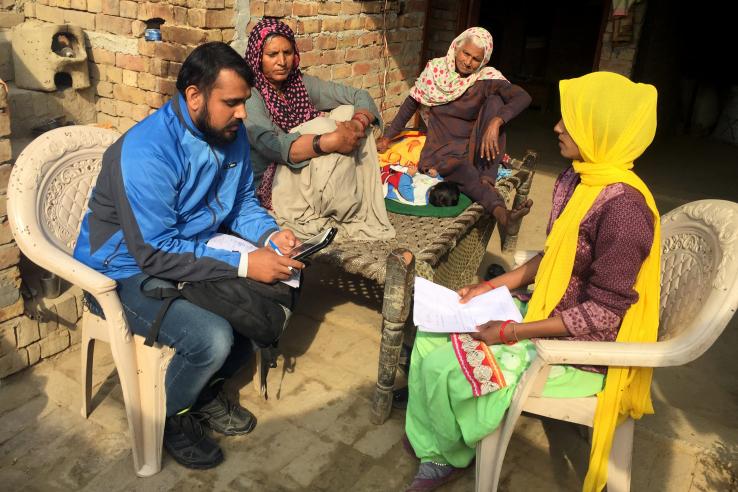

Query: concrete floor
<box><xmin>0</xmin><ymin>115</ymin><xmax>736</xmax><ymax>491</ymax></box>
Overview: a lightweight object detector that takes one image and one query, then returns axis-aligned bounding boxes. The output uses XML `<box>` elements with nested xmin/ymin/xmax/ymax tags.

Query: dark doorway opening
<box><xmin>472</xmin><ymin>0</ymin><xmax>608</xmax><ymax>112</ymax></box>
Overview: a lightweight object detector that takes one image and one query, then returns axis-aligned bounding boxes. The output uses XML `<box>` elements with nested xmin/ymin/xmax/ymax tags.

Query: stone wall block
<box><xmin>38</xmin><ymin>304</ymin><xmax>59</xmax><ymax>338</ymax></box>
<box><xmin>16</xmin><ymin>316</ymin><xmax>40</xmax><ymax>348</ymax></box>
<box><xmin>26</xmin><ymin>341</ymin><xmax>41</xmax><ymax>365</ymax></box>
<box><xmin>0</xmin><ymin>243</ymin><xmax>20</xmax><ymax>271</ymax></box>
<box><xmin>0</xmin><ymin>318</ymin><xmax>16</xmax><ymax>356</ymax></box>
<box><xmin>39</xmin><ymin>329</ymin><xmax>70</xmax><ymax>358</ymax></box>
<box><xmin>0</xmin><ymin>348</ymin><xmax>28</xmax><ymax>378</ymax></box>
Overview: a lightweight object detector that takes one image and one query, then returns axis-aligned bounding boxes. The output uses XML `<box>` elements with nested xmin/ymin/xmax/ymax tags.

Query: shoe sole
<box><xmin>164</xmin><ymin>447</ymin><xmax>224</xmax><ymax>470</ymax></box>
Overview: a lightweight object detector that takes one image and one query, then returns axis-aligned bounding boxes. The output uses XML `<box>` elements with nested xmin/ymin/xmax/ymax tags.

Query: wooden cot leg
<box><xmin>502</xmin><ymin>150</ymin><xmax>538</xmax><ymax>253</ymax></box>
<box><xmin>371</xmin><ymin>249</ymin><xmax>415</xmax><ymax>425</ymax></box>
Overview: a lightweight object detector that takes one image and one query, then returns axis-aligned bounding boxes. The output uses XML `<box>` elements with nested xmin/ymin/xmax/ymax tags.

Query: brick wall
<box><xmin>0</xmin><ymin>83</ymin><xmax>83</xmax><ymax>379</ymax></box>
<box><xmin>597</xmin><ymin>2</ymin><xmax>647</xmax><ymax>77</ymax></box>
<box><xmin>19</xmin><ymin>0</ymin><xmax>428</xmax><ymax>130</ymax></box>
<box><xmin>423</xmin><ymin>0</ymin><xmax>457</xmax><ymax>62</ymax></box>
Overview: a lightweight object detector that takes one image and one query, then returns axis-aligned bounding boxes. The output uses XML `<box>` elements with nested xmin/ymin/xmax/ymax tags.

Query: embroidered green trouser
<box><xmin>405</xmin><ymin>331</ymin><xmax>604</xmax><ymax>467</ymax></box>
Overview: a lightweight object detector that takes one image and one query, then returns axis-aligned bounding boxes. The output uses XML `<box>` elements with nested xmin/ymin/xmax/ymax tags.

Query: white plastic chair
<box><xmin>7</xmin><ymin>125</ymin><xmax>174</xmax><ymax>477</ymax></box>
<box><xmin>475</xmin><ymin>199</ymin><xmax>738</xmax><ymax>492</ymax></box>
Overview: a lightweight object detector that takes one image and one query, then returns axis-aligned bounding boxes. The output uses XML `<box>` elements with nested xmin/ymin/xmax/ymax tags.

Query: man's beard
<box><xmin>194</xmin><ymin>104</ymin><xmax>238</xmax><ymax>147</ymax></box>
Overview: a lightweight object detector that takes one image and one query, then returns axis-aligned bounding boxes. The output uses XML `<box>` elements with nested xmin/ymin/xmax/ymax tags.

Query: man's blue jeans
<box><xmin>89</xmin><ymin>273</ymin><xmax>252</xmax><ymax>416</ymax></box>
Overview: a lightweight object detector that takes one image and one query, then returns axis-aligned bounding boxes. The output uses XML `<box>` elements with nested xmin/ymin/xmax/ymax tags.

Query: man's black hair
<box><xmin>176</xmin><ymin>42</ymin><xmax>255</xmax><ymax>96</ymax></box>
<box><xmin>428</xmin><ymin>181</ymin><xmax>460</xmax><ymax>207</ymax></box>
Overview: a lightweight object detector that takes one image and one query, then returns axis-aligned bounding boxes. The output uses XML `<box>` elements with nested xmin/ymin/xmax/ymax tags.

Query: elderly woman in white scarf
<box><xmin>378</xmin><ymin>27</ymin><xmax>532</xmax><ymax>229</ymax></box>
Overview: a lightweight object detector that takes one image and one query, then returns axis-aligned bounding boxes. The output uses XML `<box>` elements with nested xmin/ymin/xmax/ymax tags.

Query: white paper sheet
<box><xmin>207</xmin><ymin>234</ymin><xmax>300</xmax><ymax>288</ymax></box>
<box><xmin>413</xmin><ymin>277</ymin><xmax>522</xmax><ymax>333</ymax></box>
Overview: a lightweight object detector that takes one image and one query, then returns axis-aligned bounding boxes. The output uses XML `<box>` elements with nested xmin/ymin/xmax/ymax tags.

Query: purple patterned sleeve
<box><xmin>561</xmin><ymin>188</ymin><xmax>655</xmax><ymax>338</ymax></box>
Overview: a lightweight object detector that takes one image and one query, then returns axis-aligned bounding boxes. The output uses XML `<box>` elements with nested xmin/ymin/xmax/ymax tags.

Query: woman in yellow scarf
<box><xmin>403</xmin><ymin>71</ymin><xmax>659</xmax><ymax>492</ymax></box>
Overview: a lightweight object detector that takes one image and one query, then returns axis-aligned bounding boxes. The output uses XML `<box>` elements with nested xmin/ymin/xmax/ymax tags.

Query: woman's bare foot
<box><xmin>492</xmin><ymin>199</ymin><xmax>533</xmax><ymax>233</ymax></box>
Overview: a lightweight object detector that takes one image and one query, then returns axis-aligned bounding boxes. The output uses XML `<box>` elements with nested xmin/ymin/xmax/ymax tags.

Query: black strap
<box><xmin>140</xmin><ymin>277</ymin><xmax>182</xmax><ymax>347</ymax></box>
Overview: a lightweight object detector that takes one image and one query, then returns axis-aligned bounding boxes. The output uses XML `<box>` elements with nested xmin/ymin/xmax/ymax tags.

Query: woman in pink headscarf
<box><xmin>378</xmin><ymin>27</ymin><xmax>533</xmax><ymax>230</ymax></box>
<box><xmin>244</xmin><ymin>18</ymin><xmax>394</xmax><ymax>241</ymax></box>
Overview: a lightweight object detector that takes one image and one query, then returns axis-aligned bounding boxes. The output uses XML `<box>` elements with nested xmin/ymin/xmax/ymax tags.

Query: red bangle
<box><xmin>485</xmin><ymin>279</ymin><xmax>496</xmax><ymax>290</ymax></box>
<box><xmin>352</xmin><ymin>112</ymin><xmax>370</xmax><ymax>130</ymax></box>
<box><xmin>498</xmin><ymin>319</ymin><xmax>516</xmax><ymax>345</ymax></box>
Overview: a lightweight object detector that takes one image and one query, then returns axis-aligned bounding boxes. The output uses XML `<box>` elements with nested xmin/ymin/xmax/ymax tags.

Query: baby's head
<box><xmin>428</xmin><ymin>182</ymin><xmax>460</xmax><ymax>207</ymax></box>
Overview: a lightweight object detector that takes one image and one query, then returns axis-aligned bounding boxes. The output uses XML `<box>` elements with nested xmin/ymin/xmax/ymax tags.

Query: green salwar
<box><xmin>405</xmin><ymin>331</ymin><xmax>604</xmax><ymax>467</ymax></box>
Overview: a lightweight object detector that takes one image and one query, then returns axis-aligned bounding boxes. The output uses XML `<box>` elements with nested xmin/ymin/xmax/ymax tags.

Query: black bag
<box><xmin>141</xmin><ymin>276</ymin><xmax>298</xmax><ymax>397</ymax></box>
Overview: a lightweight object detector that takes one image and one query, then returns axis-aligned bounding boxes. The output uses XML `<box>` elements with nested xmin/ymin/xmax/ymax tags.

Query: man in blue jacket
<box><xmin>74</xmin><ymin>42</ymin><xmax>304</xmax><ymax>469</ymax></box>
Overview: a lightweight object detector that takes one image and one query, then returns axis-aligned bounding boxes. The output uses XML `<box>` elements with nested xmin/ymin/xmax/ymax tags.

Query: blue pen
<box><xmin>268</xmin><ymin>238</ymin><xmax>283</xmax><ymax>255</ymax></box>
<box><xmin>269</xmin><ymin>238</ymin><xmax>295</xmax><ymax>272</ymax></box>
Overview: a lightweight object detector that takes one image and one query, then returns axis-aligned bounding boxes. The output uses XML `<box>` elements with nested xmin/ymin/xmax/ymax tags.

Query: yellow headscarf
<box><xmin>524</xmin><ymin>71</ymin><xmax>660</xmax><ymax>492</ymax></box>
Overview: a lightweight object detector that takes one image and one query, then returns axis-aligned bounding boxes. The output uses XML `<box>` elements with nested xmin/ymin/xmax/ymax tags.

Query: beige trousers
<box><xmin>271</xmin><ymin>105</ymin><xmax>395</xmax><ymax>241</ymax></box>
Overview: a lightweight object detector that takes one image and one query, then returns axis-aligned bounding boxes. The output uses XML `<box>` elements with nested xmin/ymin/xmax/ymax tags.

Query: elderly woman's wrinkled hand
<box><xmin>481</xmin><ymin>116</ymin><xmax>504</xmax><ymax>161</ymax></box>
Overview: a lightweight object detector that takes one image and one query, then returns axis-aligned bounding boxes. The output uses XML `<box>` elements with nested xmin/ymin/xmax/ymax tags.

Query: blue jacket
<box><xmin>73</xmin><ymin>93</ymin><xmax>279</xmax><ymax>281</ymax></box>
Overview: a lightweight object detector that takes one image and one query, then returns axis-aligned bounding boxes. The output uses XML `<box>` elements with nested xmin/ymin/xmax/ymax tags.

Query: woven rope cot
<box><xmin>312</xmin><ymin>151</ymin><xmax>538</xmax><ymax>424</ymax></box>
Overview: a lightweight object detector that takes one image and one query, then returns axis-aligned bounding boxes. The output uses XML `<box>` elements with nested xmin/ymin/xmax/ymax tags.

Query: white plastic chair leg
<box><xmin>133</xmin><ymin>337</ymin><xmax>174</xmax><ymax>477</ymax></box>
<box><xmin>607</xmin><ymin>417</ymin><xmax>634</xmax><ymax>492</ymax></box>
<box><xmin>475</xmin><ymin>427</ymin><xmax>503</xmax><ymax>492</ymax></box>
<box><xmin>475</xmin><ymin>357</ymin><xmax>549</xmax><ymax>492</ymax></box>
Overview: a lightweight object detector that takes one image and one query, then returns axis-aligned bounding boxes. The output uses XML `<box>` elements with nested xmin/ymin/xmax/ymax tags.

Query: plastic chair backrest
<box><xmin>657</xmin><ymin>200</ymin><xmax>738</xmax><ymax>355</ymax></box>
<box><xmin>8</xmin><ymin>126</ymin><xmax>119</xmax><ymax>255</ymax></box>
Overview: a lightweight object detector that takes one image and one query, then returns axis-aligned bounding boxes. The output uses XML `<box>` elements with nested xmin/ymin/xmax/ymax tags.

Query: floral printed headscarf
<box><xmin>409</xmin><ymin>27</ymin><xmax>507</xmax><ymax>106</ymax></box>
<box><xmin>245</xmin><ymin>18</ymin><xmax>320</xmax><ymax>131</ymax></box>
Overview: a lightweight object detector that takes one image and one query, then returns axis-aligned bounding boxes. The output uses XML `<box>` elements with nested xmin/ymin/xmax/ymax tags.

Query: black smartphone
<box><xmin>290</xmin><ymin>227</ymin><xmax>338</xmax><ymax>262</ymax></box>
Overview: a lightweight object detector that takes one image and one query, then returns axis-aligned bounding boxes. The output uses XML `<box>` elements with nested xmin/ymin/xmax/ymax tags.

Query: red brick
<box><xmin>132</xmin><ymin>20</ymin><xmax>146</xmax><ymax>37</ymax></box>
<box><xmin>155</xmin><ymin>77</ymin><xmax>177</xmax><ymax>96</ymax></box>
<box><xmin>149</xmin><ymin>58</ymin><xmax>170</xmax><ymax>77</ymax></box>
<box><xmin>106</xmin><ymin>65</ymin><xmax>122</xmax><ymax>83</ymax></box>
<box><xmin>131</xmin><ymin>104</ymin><xmax>150</xmax><ymax>122</ymax></box>
<box><xmin>161</xmin><ymin>25</ymin><xmax>209</xmax><ymax>45</ymax></box>
<box><xmin>331</xmin><ymin>64</ymin><xmax>352</xmax><ymax>79</ymax></box>
<box><xmin>0</xmin><ymin>113</ymin><xmax>11</xmax><ymax>138</ymax></box>
<box><xmin>343</xmin><ymin>16</ymin><xmax>363</xmax><ymax>30</ymax></box>
<box><xmin>119</xmin><ymin>0</ymin><xmax>137</xmax><ymax>18</ymax></box>
<box><xmin>340</xmin><ymin>1</ymin><xmax>364</xmax><ymax>15</ymax></box>
<box><xmin>173</xmin><ymin>6</ymin><xmax>188</xmax><ymax>24</ymax></box>
<box><xmin>204</xmin><ymin>9</ymin><xmax>234</xmax><ymax>28</ymax></box>
<box><xmin>295</xmin><ymin>37</ymin><xmax>313</xmax><ymax>53</ymax></box>
<box><xmin>95</xmin><ymin>13</ymin><xmax>131</xmax><ymax>35</ymax></box>
<box><xmin>263</xmin><ymin>1</ymin><xmax>289</xmax><ymax>17</ymax></box>
<box><xmin>321</xmin><ymin>16</ymin><xmax>344</xmax><ymax>32</ymax></box>
<box><xmin>64</xmin><ymin>9</ymin><xmax>95</xmax><ymax>29</ymax></box>
<box><xmin>187</xmin><ymin>8</ymin><xmax>206</xmax><ymax>28</ymax></box>
<box><xmin>87</xmin><ymin>0</ymin><xmax>102</xmax><ymax>12</ymax></box>
<box><xmin>101</xmin><ymin>0</ymin><xmax>118</xmax><ymax>15</ymax></box>
<box><xmin>315</xmin><ymin>35</ymin><xmax>337</xmax><ymax>50</ymax></box>
<box><xmin>146</xmin><ymin>91</ymin><xmax>168</xmax><ymax>109</ymax></box>
<box><xmin>137</xmin><ymin>72</ymin><xmax>156</xmax><ymax>91</ymax></box>
<box><xmin>364</xmin><ymin>14</ymin><xmax>384</xmax><ymax>30</ymax></box>
<box><xmin>250</xmin><ymin>1</ymin><xmax>264</xmax><ymax>17</ymax></box>
<box><xmin>113</xmin><ymin>84</ymin><xmax>147</xmax><ymax>105</ymax></box>
<box><xmin>320</xmin><ymin>50</ymin><xmax>344</xmax><ymax>65</ymax></box>
<box><xmin>299</xmin><ymin>50</ymin><xmax>320</xmax><ymax>67</ymax></box>
<box><xmin>70</xmin><ymin>0</ymin><xmax>86</xmax><ymax>10</ymax></box>
<box><xmin>0</xmin><ymin>140</ymin><xmax>9</xmax><ymax>164</ymax></box>
<box><xmin>35</xmin><ymin>4</ymin><xmax>65</xmax><ymax>24</ymax></box>
<box><xmin>296</xmin><ymin>18</ymin><xmax>321</xmax><ymax>34</ymax></box>
<box><xmin>115</xmin><ymin>53</ymin><xmax>148</xmax><ymax>72</ymax></box>
<box><xmin>358</xmin><ymin>32</ymin><xmax>381</xmax><ymax>46</ymax></box>
<box><xmin>95</xmin><ymin>80</ymin><xmax>114</xmax><ymax>98</ymax></box>
<box><xmin>96</xmin><ymin>97</ymin><xmax>116</xmax><ymax>115</ymax></box>
<box><xmin>205</xmin><ymin>30</ymin><xmax>223</xmax><ymax>42</ymax></box>
<box><xmin>0</xmin><ymin>220</ymin><xmax>13</xmax><ymax>246</ymax></box>
<box><xmin>167</xmin><ymin>62</ymin><xmax>183</xmax><ymax>79</ymax></box>
<box><xmin>292</xmin><ymin>2</ymin><xmax>317</xmax><ymax>16</ymax></box>
<box><xmin>318</xmin><ymin>2</ymin><xmax>341</xmax><ymax>15</ymax></box>
<box><xmin>352</xmin><ymin>61</ymin><xmax>375</xmax><ymax>76</ymax></box>
<box><xmin>138</xmin><ymin>2</ymin><xmax>175</xmax><ymax>23</ymax></box>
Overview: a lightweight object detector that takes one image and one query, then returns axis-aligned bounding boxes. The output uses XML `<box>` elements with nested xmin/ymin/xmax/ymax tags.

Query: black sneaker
<box><xmin>163</xmin><ymin>412</ymin><xmax>224</xmax><ymax>469</ymax></box>
<box><xmin>194</xmin><ymin>391</ymin><xmax>257</xmax><ymax>436</ymax></box>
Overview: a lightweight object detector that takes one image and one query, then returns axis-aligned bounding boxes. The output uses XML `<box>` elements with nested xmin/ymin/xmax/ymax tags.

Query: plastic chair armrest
<box><xmin>533</xmin><ymin>339</ymin><xmax>679</xmax><ymax>368</ymax></box>
<box><xmin>24</xmin><ymin>247</ymin><xmax>116</xmax><ymax>296</ymax></box>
